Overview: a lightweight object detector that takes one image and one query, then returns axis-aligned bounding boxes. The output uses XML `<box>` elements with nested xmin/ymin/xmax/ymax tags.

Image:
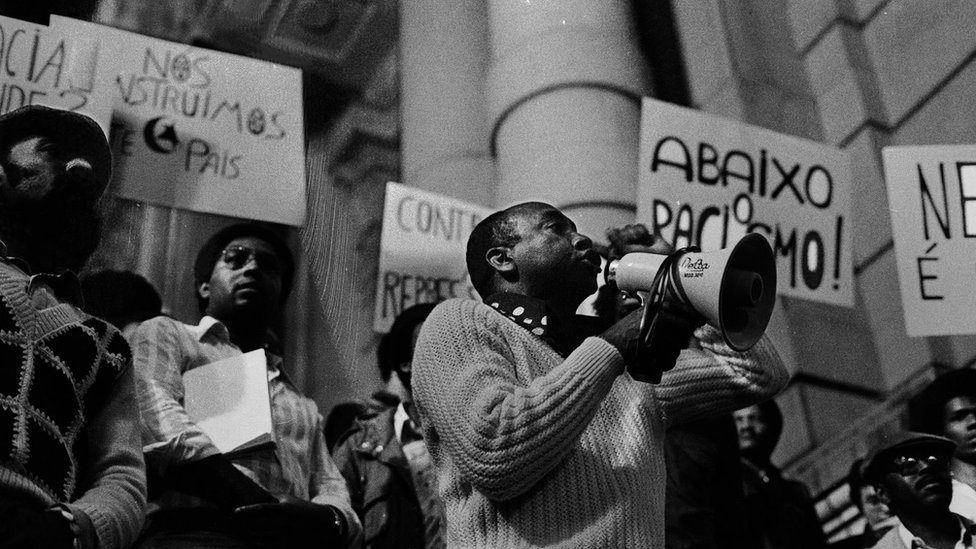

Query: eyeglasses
<box><xmin>890</xmin><ymin>454</ymin><xmax>947</xmax><ymax>476</ymax></box>
<box><xmin>219</xmin><ymin>245</ymin><xmax>282</xmax><ymax>275</ymax></box>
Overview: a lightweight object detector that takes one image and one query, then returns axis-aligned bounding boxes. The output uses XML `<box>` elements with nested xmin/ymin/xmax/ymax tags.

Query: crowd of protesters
<box><xmin>2</xmin><ymin>103</ymin><xmax>975</xmax><ymax>549</ymax></box>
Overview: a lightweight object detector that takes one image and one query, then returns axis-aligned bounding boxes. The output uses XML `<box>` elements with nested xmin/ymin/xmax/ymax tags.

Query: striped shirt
<box><xmin>129</xmin><ymin>315</ymin><xmax>359</xmax><ymax>540</ymax></box>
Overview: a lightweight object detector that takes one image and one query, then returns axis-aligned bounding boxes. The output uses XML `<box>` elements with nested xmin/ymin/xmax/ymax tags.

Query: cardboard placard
<box><xmin>53</xmin><ymin>16</ymin><xmax>306</xmax><ymax>226</ymax></box>
<box><xmin>373</xmin><ymin>182</ymin><xmax>492</xmax><ymax>332</ymax></box>
<box><xmin>0</xmin><ymin>15</ymin><xmax>112</xmax><ymax>134</ymax></box>
<box><xmin>637</xmin><ymin>98</ymin><xmax>854</xmax><ymax>307</ymax></box>
<box><xmin>882</xmin><ymin>145</ymin><xmax>976</xmax><ymax>336</ymax></box>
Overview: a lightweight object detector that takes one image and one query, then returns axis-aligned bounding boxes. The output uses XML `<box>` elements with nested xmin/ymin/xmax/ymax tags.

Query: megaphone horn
<box><xmin>604</xmin><ymin>233</ymin><xmax>777</xmax><ymax>353</ymax></box>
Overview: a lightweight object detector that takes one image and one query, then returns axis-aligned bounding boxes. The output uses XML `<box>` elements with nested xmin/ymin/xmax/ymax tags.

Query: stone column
<box><xmin>486</xmin><ymin>0</ymin><xmax>652</xmax><ymax>240</ymax></box>
<box><xmin>400</xmin><ymin>1</ymin><xmax>495</xmax><ymax>205</ymax></box>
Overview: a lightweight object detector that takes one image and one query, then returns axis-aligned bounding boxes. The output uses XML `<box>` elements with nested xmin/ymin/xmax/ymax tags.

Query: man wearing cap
<box><xmin>864</xmin><ymin>431</ymin><xmax>975</xmax><ymax>549</ymax></box>
<box><xmin>915</xmin><ymin>369</ymin><xmax>976</xmax><ymax>521</ymax></box>
<box><xmin>0</xmin><ymin>105</ymin><xmax>146</xmax><ymax>548</ymax></box>
<box><xmin>129</xmin><ymin>223</ymin><xmax>361</xmax><ymax>548</ymax></box>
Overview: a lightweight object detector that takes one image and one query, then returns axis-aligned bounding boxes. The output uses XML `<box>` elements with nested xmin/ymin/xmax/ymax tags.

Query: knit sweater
<box><xmin>412</xmin><ymin>298</ymin><xmax>788</xmax><ymax>548</ymax></box>
<box><xmin>0</xmin><ymin>259</ymin><xmax>146</xmax><ymax>549</ymax></box>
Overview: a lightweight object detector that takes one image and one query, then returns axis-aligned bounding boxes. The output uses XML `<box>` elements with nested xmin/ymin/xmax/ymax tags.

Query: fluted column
<box><xmin>400</xmin><ymin>1</ymin><xmax>494</xmax><ymax>205</ymax></box>
<box><xmin>486</xmin><ymin>0</ymin><xmax>651</xmax><ymax>239</ymax></box>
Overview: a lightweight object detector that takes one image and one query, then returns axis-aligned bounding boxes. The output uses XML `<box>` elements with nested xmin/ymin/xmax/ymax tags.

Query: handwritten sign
<box><xmin>373</xmin><ymin>182</ymin><xmax>492</xmax><ymax>332</ymax></box>
<box><xmin>882</xmin><ymin>145</ymin><xmax>976</xmax><ymax>336</ymax></box>
<box><xmin>52</xmin><ymin>16</ymin><xmax>306</xmax><ymax>226</ymax></box>
<box><xmin>0</xmin><ymin>15</ymin><xmax>112</xmax><ymax>134</ymax></box>
<box><xmin>637</xmin><ymin>98</ymin><xmax>854</xmax><ymax>307</ymax></box>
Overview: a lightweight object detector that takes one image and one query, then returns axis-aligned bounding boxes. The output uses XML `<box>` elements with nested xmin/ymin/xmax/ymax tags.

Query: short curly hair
<box><xmin>377</xmin><ymin>302</ymin><xmax>436</xmax><ymax>388</ymax></box>
<box><xmin>913</xmin><ymin>368</ymin><xmax>976</xmax><ymax>436</ymax></box>
<box><xmin>193</xmin><ymin>223</ymin><xmax>295</xmax><ymax>313</ymax></box>
<box><xmin>465</xmin><ymin>204</ymin><xmax>536</xmax><ymax>298</ymax></box>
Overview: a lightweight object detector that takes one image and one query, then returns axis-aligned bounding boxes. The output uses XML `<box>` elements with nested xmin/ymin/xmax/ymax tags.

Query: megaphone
<box><xmin>604</xmin><ymin>233</ymin><xmax>776</xmax><ymax>381</ymax></box>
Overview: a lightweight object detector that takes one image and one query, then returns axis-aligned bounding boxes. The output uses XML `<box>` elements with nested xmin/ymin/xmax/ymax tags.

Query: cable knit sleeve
<box><xmin>71</xmin><ymin>362</ymin><xmax>147</xmax><ymax>549</ymax></box>
<box><xmin>653</xmin><ymin>324</ymin><xmax>789</xmax><ymax>428</ymax></box>
<box><xmin>412</xmin><ymin>299</ymin><xmax>625</xmax><ymax>502</ymax></box>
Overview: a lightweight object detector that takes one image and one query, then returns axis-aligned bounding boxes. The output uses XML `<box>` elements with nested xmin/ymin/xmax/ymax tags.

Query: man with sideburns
<box><xmin>411</xmin><ymin>201</ymin><xmax>789</xmax><ymax>548</ymax></box>
<box><xmin>129</xmin><ymin>223</ymin><xmax>360</xmax><ymax>548</ymax></box>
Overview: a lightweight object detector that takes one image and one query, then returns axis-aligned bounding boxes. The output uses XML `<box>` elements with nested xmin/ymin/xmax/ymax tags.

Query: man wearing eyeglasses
<box><xmin>914</xmin><ymin>369</ymin><xmax>976</xmax><ymax>522</ymax></box>
<box><xmin>863</xmin><ymin>431</ymin><xmax>975</xmax><ymax>549</ymax></box>
<box><xmin>129</xmin><ymin>223</ymin><xmax>361</xmax><ymax>548</ymax></box>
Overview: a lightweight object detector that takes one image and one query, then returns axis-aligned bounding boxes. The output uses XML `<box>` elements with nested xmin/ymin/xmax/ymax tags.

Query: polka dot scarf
<box><xmin>485</xmin><ymin>292</ymin><xmax>555</xmax><ymax>341</ymax></box>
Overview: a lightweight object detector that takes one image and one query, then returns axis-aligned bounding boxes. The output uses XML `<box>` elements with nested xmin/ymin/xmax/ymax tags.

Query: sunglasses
<box><xmin>219</xmin><ymin>245</ymin><xmax>282</xmax><ymax>275</ymax></box>
<box><xmin>890</xmin><ymin>454</ymin><xmax>947</xmax><ymax>477</ymax></box>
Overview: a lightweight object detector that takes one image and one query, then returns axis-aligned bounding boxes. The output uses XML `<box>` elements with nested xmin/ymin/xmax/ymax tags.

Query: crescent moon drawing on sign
<box><xmin>144</xmin><ymin>116</ymin><xmax>179</xmax><ymax>154</ymax></box>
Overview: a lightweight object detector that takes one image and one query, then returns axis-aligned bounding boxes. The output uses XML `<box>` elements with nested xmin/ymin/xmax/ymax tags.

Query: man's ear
<box><xmin>486</xmin><ymin>246</ymin><xmax>515</xmax><ymax>276</ymax></box>
<box><xmin>197</xmin><ymin>282</ymin><xmax>210</xmax><ymax>301</ymax></box>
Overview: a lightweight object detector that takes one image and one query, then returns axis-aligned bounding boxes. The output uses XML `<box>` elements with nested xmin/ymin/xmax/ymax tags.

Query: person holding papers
<box><xmin>129</xmin><ymin>223</ymin><xmax>361</xmax><ymax>548</ymax></box>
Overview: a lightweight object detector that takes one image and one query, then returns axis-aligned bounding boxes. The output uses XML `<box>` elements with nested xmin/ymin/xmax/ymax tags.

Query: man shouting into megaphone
<box><xmin>411</xmin><ymin>201</ymin><xmax>788</xmax><ymax>548</ymax></box>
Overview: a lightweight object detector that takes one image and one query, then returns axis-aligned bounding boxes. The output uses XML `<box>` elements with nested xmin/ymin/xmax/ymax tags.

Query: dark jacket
<box><xmin>333</xmin><ymin>407</ymin><xmax>426</xmax><ymax>549</ymax></box>
<box><xmin>665</xmin><ymin>415</ymin><xmax>749</xmax><ymax>549</ymax></box>
<box><xmin>740</xmin><ymin>458</ymin><xmax>828</xmax><ymax>549</ymax></box>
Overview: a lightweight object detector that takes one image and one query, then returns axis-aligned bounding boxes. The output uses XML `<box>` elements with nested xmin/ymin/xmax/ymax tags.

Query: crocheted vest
<box><xmin>0</xmin><ymin>262</ymin><xmax>130</xmax><ymax>502</ymax></box>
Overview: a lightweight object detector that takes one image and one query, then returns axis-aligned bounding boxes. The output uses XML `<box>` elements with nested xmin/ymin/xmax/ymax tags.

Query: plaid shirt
<box><xmin>129</xmin><ymin>315</ymin><xmax>359</xmax><ymax>539</ymax></box>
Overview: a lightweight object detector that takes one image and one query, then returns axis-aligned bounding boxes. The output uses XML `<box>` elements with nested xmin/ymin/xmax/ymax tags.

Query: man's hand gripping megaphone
<box><xmin>599</xmin><ymin>228</ymin><xmax>707</xmax><ymax>383</ymax></box>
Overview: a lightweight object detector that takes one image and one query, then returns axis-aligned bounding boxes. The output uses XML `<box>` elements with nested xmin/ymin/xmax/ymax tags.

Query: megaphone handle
<box><xmin>632</xmin><ymin>300</ymin><xmax>665</xmax><ymax>384</ymax></box>
<box><xmin>629</xmin><ymin>244</ymin><xmax>700</xmax><ymax>384</ymax></box>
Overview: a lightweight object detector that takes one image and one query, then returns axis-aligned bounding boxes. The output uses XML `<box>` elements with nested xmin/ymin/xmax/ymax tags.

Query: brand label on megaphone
<box><xmin>679</xmin><ymin>257</ymin><xmax>710</xmax><ymax>278</ymax></box>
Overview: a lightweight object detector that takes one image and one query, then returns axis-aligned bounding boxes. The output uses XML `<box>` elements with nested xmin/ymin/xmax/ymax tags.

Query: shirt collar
<box><xmin>0</xmin><ymin>238</ymin><xmax>84</xmax><ymax>308</ymax></box>
<box><xmin>394</xmin><ymin>402</ymin><xmax>410</xmax><ymax>443</ymax></box>
<box><xmin>192</xmin><ymin>315</ymin><xmax>231</xmax><ymax>342</ymax></box>
<box><xmin>898</xmin><ymin>514</ymin><xmax>975</xmax><ymax>549</ymax></box>
<box><xmin>191</xmin><ymin>315</ymin><xmax>284</xmax><ymax>377</ymax></box>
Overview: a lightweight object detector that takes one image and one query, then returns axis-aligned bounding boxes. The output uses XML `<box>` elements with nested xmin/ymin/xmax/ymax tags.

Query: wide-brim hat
<box><xmin>863</xmin><ymin>431</ymin><xmax>956</xmax><ymax>484</ymax></box>
<box><xmin>0</xmin><ymin>105</ymin><xmax>112</xmax><ymax>197</ymax></box>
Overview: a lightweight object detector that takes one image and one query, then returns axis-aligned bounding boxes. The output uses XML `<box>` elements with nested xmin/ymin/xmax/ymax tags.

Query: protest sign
<box><xmin>637</xmin><ymin>98</ymin><xmax>854</xmax><ymax>307</ymax></box>
<box><xmin>373</xmin><ymin>182</ymin><xmax>492</xmax><ymax>332</ymax></box>
<box><xmin>882</xmin><ymin>145</ymin><xmax>976</xmax><ymax>336</ymax></box>
<box><xmin>53</xmin><ymin>16</ymin><xmax>306</xmax><ymax>226</ymax></box>
<box><xmin>0</xmin><ymin>15</ymin><xmax>112</xmax><ymax>133</ymax></box>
